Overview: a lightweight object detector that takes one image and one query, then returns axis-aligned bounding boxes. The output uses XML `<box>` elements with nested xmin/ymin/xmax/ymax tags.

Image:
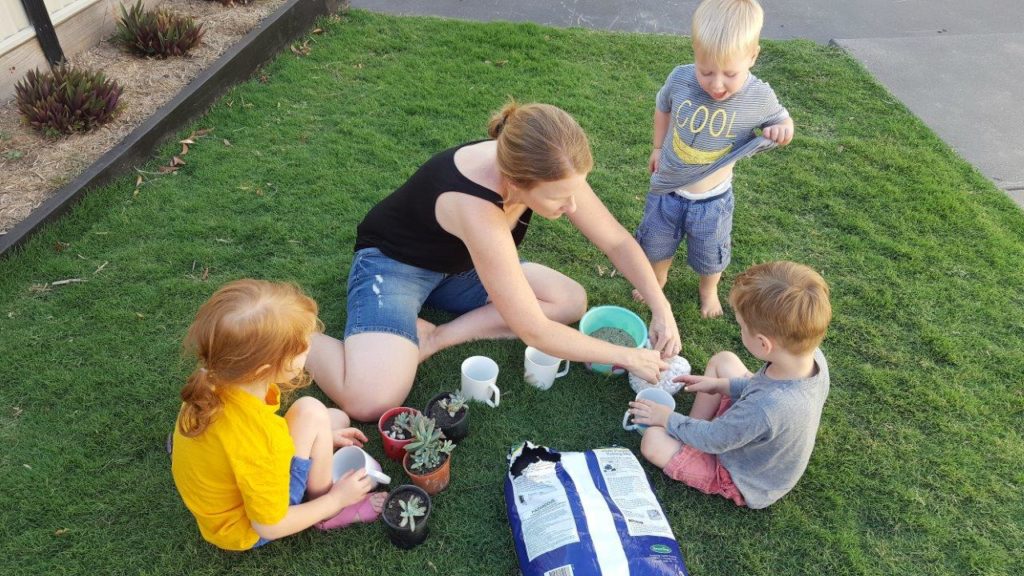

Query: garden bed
<box><xmin>0</xmin><ymin>0</ymin><xmax>339</xmax><ymax>252</ymax></box>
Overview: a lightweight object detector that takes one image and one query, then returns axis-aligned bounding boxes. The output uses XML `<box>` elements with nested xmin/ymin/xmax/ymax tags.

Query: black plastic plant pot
<box><xmin>424</xmin><ymin>391</ymin><xmax>470</xmax><ymax>443</ymax></box>
<box><xmin>381</xmin><ymin>484</ymin><xmax>432</xmax><ymax>550</ymax></box>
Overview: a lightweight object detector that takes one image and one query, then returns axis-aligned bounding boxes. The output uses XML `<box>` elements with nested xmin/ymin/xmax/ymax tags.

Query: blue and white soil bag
<box><xmin>504</xmin><ymin>442</ymin><xmax>688</xmax><ymax>575</ymax></box>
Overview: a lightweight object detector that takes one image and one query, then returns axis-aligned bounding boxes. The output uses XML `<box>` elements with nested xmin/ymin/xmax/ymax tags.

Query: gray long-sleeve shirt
<box><xmin>667</xmin><ymin>349</ymin><xmax>830</xmax><ymax>509</ymax></box>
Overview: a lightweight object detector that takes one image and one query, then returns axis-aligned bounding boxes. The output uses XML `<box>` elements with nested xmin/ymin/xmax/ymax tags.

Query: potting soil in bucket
<box><xmin>579</xmin><ymin>306</ymin><xmax>648</xmax><ymax>375</ymax></box>
<box><xmin>504</xmin><ymin>442</ymin><xmax>688</xmax><ymax>575</ymax></box>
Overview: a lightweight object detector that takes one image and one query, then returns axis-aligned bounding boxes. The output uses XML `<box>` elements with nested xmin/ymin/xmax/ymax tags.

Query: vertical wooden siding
<box><xmin>1</xmin><ymin>0</ymin><xmax>102</xmax><ymax>49</ymax></box>
<box><xmin>1</xmin><ymin>1</ymin><xmax>32</xmax><ymax>44</ymax></box>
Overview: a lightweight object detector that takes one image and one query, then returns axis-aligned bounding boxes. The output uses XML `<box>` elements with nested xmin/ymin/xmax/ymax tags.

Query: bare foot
<box><xmin>699</xmin><ymin>289</ymin><xmax>724</xmax><ymax>318</ymax></box>
<box><xmin>632</xmin><ymin>288</ymin><xmax>646</xmax><ymax>303</ymax></box>
<box><xmin>368</xmin><ymin>491</ymin><xmax>387</xmax><ymax>513</ymax></box>
<box><xmin>416</xmin><ymin>318</ymin><xmax>439</xmax><ymax>362</ymax></box>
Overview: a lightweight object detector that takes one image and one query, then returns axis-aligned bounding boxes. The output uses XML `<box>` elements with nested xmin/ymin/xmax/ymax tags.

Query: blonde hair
<box><xmin>729</xmin><ymin>261</ymin><xmax>831</xmax><ymax>355</ymax></box>
<box><xmin>177</xmin><ymin>279</ymin><xmax>322</xmax><ymax>437</ymax></box>
<box><xmin>691</xmin><ymin>0</ymin><xmax>763</xmax><ymax>64</ymax></box>
<box><xmin>487</xmin><ymin>100</ymin><xmax>593</xmax><ymax>190</ymax></box>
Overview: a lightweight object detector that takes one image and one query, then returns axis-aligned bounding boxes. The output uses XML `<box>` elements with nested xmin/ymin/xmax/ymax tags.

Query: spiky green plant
<box><xmin>115</xmin><ymin>1</ymin><xmax>204</xmax><ymax>58</ymax></box>
<box><xmin>403</xmin><ymin>415</ymin><xmax>455</xmax><ymax>472</ymax></box>
<box><xmin>15</xmin><ymin>65</ymin><xmax>122</xmax><ymax>137</ymax></box>
<box><xmin>398</xmin><ymin>495</ymin><xmax>426</xmax><ymax>531</ymax></box>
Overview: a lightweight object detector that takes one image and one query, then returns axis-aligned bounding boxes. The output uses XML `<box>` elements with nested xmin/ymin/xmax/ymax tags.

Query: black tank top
<box><xmin>354</xmin><ymin>141</ymin><xmax>533</xmax><ymax>274</ymax></box>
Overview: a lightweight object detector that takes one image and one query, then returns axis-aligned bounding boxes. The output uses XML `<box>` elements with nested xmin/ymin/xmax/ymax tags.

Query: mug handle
<box><xmin>485</xmin><ymin>383</ymin><xmax>501</xmax><ymax>408</ymax></box>
<box><xmin>367</xmin><ymin>469</ymin><xmax>391</xmax><ymax>485</ymax></box>
<box><xmin>555</xmin><ymin>360</ymin><xmax>570</xmax><ymax>378</ymax></box>
<box><xmin>622</xmin><ymin>409</ymin><xmax>638</xmax><ymax>431</ymax></box>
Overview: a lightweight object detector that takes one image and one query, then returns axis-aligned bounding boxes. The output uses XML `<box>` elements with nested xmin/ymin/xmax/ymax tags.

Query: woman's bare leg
<box><xmin>417</xmin><ymin>263</ymin><xmax>587</xmax><ymax>360</ymax></box>
<box><xmin>306</xmin><ymin>332</ymin><xmax>419</xmax><ymax>423</ymax></box>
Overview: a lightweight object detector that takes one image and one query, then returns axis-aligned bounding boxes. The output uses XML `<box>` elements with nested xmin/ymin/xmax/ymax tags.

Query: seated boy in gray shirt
<box><xmin>629</xmin><ymin>261</ymin><xmax>831</xmax><ymax>509</ymax></box>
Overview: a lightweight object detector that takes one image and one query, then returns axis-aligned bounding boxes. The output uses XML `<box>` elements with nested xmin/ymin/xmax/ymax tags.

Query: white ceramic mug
<box><xmin>331</xmin><ymin>446</ymin><xmax>391</xmax><ymax>488</ymax></box>
<box><xmin>623</xmin><ymin>387</ymin><xmax>677</xmax><ymax>433</ymax></box>
<box><xmin>523</xmin><ymin>346</ymin><xmax>570</xmax><ymax>391</ymax></box>
<box><xmin>461</xmin><ymin>355</ymin><xmax>500</xmax><ymax>407</ymax></box>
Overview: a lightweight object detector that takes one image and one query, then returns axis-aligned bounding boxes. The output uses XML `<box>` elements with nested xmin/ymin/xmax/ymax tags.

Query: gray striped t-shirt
<box><xmin>650</xmin><ymin>64</ymin><xmax>789</xmax><ymax>195</ymax></box>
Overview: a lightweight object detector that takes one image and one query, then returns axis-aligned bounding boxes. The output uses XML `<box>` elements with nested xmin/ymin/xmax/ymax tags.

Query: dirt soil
<box><xmin>0</xmin><ymin>0</ymin><xmax>289</xmax><ymax>236</ymax></box>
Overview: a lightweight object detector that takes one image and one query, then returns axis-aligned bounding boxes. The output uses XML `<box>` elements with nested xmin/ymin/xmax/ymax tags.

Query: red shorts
<box><xmin>662</xmin><ymin>396</ymin><xmax>746</xmax><ymax>507</ymax></box>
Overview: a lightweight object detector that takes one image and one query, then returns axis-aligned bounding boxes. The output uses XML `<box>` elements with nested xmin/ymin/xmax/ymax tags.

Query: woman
<box><xmin>307</xmin><ymin>101</ymin><xmax>681</xmax><ymax>421</ymax></box>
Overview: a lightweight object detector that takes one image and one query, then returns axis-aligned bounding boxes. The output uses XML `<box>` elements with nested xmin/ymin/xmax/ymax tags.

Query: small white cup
<box><xmin>331</xmin><ymin>446</ymin><xmax>391</xmax><ymax>488</ymax></box>
<box><xmin>523</xmin><ymin>346</ymin><xmax>570</xmax><ymax>391</ymax></box>
<box><xmin>461</xmin><ymin>355</ymin><xmax>500</xmax><ymax>407</ymax></box>
<box><xmin>623</xmin><ymin>387</ymin><xmax>677</xmax><ymax>433</ymax></box>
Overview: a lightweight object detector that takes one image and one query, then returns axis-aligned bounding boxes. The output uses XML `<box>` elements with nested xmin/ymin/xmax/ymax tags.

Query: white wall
<box><xmin>0</xmin><ymin>0</ymin><xmax>161</xmax><ymax>100</ymax></box>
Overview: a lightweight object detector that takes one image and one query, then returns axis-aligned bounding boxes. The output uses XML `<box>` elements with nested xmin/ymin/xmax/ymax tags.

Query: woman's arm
<box><xmin>439</xmin><ymin>193</ymin><xmax>666</xmax><ymax>382</ymax></box>
<box><xmin>567</xmin><ymin>184</ymin><xmax>682</xmax><ymax>358</ymax></box>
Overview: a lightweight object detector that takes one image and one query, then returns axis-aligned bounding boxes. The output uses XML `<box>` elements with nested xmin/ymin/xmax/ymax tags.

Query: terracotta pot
<box><xmin>403</xmin><ymin>451</ymin><xmax>451</xmax><ymax>495</ymax></box>
<box><xmin>381</xmin><ymin>484</ymin><xmax>431</xmax><ymax>549</ymax></box>
<box><xmin>377</xmin><ymin>407</ymin><xmax>420</xmax><ymax>462</ymax></box>
<box><xmin>424</xmin><ymin>391</ymin><xmax>470</xmax><ymax>443</ymax></box>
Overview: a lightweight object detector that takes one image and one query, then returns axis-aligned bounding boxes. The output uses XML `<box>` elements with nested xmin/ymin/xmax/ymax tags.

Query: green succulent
<box><xmin>437</xmin><ymin>391</ymin><xmax>467</xmax><ymax>417</ymax></box>
<box><xmin>398</xmin><ymin>494</ymin><xmax>426</xmax><ymax>531</ymax></box>
<box><xmin>403</xmin><ymin>415</ymin><xmax>455</xmax><ymax>471</ymax></box>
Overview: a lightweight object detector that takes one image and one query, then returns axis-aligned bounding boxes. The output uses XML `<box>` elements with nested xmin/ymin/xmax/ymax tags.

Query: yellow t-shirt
<box><xmin>171</xmin><ymin>383</ymin><xmax>295</xmax><ymax>550</ymax></box>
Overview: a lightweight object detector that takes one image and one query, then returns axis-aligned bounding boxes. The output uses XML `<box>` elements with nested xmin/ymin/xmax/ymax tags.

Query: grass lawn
<box><xmin>2</xmin><ymin>9</ymin><xmax>1022</xmax><ymax>575</ymax></box>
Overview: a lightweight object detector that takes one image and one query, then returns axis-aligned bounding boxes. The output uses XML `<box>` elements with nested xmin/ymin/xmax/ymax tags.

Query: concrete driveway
<box><xmin>352</xmin><ymin>0</ymin><xmax>1024</xmax><ymax>205</ymax></box>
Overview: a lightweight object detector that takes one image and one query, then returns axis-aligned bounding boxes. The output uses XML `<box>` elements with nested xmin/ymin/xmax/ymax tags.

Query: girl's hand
<box><xmin>648</xmin><ymin>310</ymin><xmax>682</xmax><ymax>359</ymax></box>
<box><xmin>333</xmin><ymin>427</ymin><xmax>368</xmax><ymax>449</ymax></box>
<box><xmin>674</xmin><ymin>374</ymin><xmax>730</xmax><ymax>396</ymax></box>
<box><xmin>331</xmin><ymin>469</ymin><xmax>374</xmax><ymax>510</ymax></box>
<box><xmin>624</xmin><ymin>348</ymin><xmax>668</xmax><ymax>384</ymax></box>
<box><xmin>629</xmin><ymin>399</ymin><xmax>672</xmax><ymax>428</ymax></box>
<box><xmin>648</xmin><ymin>148</ymin><xmax>661</xmax><ymax>174</ymax></box>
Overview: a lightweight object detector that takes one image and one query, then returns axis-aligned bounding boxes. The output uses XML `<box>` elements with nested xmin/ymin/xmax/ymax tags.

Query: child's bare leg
<box><xmin>690</xmin><ymin>351</ymin><xmax>753</xmax><ymax>420</ymax></box>
<box><xmin>285</xmin><ymin>397</ymin><xmax>337</xmax><ymax>499</ymax></box>
<box><xmin>633</xmin><ymin>258</ymin><xmax>673</xmax><ymax>302</ymax></box>
<box><xmin>698</xmin><ymin>272</ymin><xmax>724</xmax><ymax>318</ymax></box>
<box><xmin>639</xmin><ymin>426</ymin><xmax>684</xmax><ymax>468</ymax></box>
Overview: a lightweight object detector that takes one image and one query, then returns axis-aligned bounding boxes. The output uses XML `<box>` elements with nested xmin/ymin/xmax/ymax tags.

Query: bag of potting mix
<box><xmin>504</xmin><ymin>442</ymin><xmax>688</xmax><ymax>575</ymax></box>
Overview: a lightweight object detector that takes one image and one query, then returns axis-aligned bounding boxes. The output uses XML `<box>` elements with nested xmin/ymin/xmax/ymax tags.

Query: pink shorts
<box><xmin>662</xmin><ymin>396</ymin><xmax>746</xmax><ymax>507</ymax></box>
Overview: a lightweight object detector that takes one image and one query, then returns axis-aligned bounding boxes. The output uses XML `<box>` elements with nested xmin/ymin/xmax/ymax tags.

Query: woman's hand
<box><xmin>333</xmin><ymin>427</ymin><xmax>368</xmax><ymax>449</ymax></box>
<box><xmin>628</xmin><ymin>398</ymin><xmax>672</xmax><ymax>428</ymax></box>
<box><xmin>675</xmin><ymin>374</ymin><xmax>730</xmax><ymax>396</ymax></box>
<box><xmin>624</xmin><ymin>348</ymin><xmax>668</xmax><ymax>384</ymax></box>
<box><xmin>648</xmin><ymin>309</ymin><xmax>682</xmax><ymax>359</ymax></box>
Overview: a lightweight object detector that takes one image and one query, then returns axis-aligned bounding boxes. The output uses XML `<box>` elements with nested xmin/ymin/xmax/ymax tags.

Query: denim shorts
<box><xmin>344</xmin><ymin>247</ymin><xmax>491</xmax><ymax>345</ymax></box>
<box><xmin>253</xmin><ymin>456</ymin><xmax>312</xmax><ymax>548</ymax></box>
<box><xmin>634</xmin><ymin>188</ymin><xmax>734</xmax><ymax>275</ymax></box>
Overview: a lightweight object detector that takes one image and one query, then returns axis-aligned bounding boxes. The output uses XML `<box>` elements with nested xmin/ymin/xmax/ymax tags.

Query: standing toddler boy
<box><xmin>629</xmin><ymin>261</ymin><xmax>831</xmax><ymax>509</ymax></box>
<box><xmin>634</xmin><ymin>0</ymin><xmax>794</xmax><ymax>317</ymax></box>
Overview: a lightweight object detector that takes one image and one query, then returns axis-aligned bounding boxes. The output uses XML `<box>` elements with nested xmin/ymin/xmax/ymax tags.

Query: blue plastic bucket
<box><xmin>578</xmin><ymin>306</ymin><xmax>648</xmax><ymax>375</ymax></box>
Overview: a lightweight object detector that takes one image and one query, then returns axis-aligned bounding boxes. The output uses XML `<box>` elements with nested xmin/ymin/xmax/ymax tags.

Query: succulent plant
<box><xmin>437</xmin><ymin>391</ymin><xmax>467</xmax><ymax>418</ymax></box>
<box><xmin>15</xmin><ymin>65</ymin><xmax>122</xmax><ymax>137</ymax></box>
<box><xmin>398</xmin><ymin>494</ymin><xmax>426</xmax><ymax>531</ymax></box>
<box><xmin>386</xmin><ymin>411</ymin><xmax>414</xmax><ymax>439</ymax></box>
<box><xmin>404</xmin><ymin>415</ymin><xmax>454</xmax><ymax>472</ymax></box>
<box><xmin>115</xmin><ymin>1</ymin><xmax>204</xmax><ymax>58</ymax></box>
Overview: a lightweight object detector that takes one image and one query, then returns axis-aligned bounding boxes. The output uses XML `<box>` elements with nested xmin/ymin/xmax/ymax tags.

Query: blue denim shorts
<box><xmin>344</xmin><ymin>247</ymin><xmax>491</xmax><ymax>344</ymax></box>
<box><xmin>634</xmin><ymin>189</ymin><xmax>734</xmax><ymax>275</ymax></box>
<box><xmin>252</xmin><ymin>456</ymin><xmax>312</xmax><ymax>548</ymax></box>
